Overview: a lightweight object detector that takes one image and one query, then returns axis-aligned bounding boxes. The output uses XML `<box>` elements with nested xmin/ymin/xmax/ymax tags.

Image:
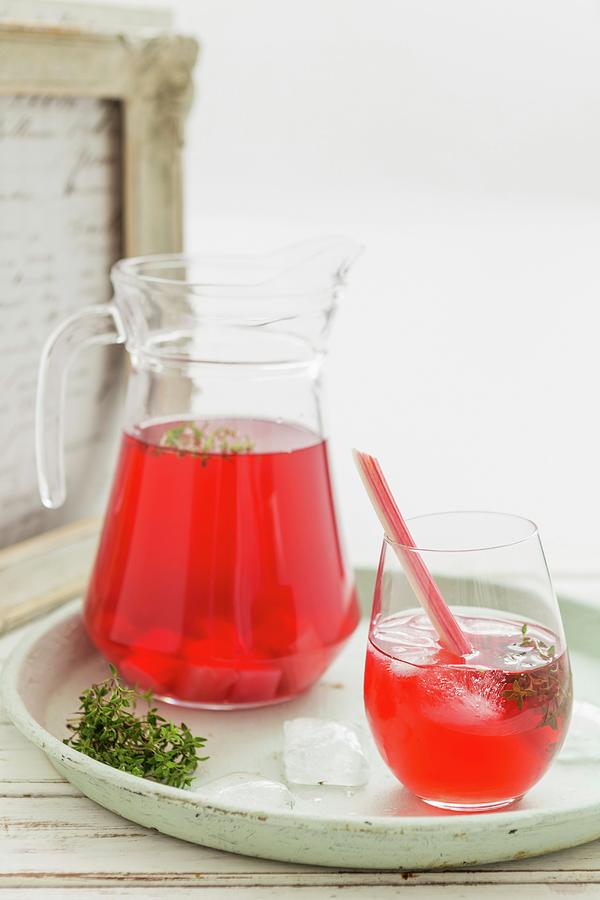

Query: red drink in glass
<box><xmin>365</xmin><ymin>611</ymin><xmax>572</xmax><ymax>809</ymax></box>
<box><xmin>84</xmin><ymin>418</ymin><xmax>359</xmax><ymax>707</ymax></box>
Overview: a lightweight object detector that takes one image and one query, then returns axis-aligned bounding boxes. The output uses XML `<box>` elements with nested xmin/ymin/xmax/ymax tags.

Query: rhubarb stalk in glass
<box><xmin>353</xmin><ymin>449</ymin><xmax>471</xmax><ymax>657</ymax></box>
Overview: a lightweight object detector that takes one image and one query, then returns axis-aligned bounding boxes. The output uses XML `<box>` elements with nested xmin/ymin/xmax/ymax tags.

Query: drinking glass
<box><xmin>364</xmin><ymin>511</ymin><xmax>573</xmax><ymax>811</ymax></box>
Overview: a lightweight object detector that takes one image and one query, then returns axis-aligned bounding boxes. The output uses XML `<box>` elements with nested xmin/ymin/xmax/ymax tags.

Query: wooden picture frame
<box><xmin>0</xmin><ymin>20</ymin><xmax>198</xmax><ymax>256</ymax></box>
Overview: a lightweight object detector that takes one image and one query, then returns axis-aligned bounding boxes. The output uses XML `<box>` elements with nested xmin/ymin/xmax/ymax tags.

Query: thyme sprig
<box><xmin>64</xmin><ymin>666</ymin><xmax>208</xmax><ymax>788</ymax></box>
<box><xmin>501</xmin><ymin>624</ymin><xmax>570</xmax><ymax>731</ymax></box>
<box><xmin>159</xmin><ymin>422</ymin><xmax>254</xmax><ymax>460</ymax></box>
<box><xmin>502</xmin><ymin>674</ymin><xmax>535</xmax><ymax>711</ymax></box>
<box><xmin>518</xmin><ymin>622</ymin><xmax>556</xmax><ymax>661</ymax></box>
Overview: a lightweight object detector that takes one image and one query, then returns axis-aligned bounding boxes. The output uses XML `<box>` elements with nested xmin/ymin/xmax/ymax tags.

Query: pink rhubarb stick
<box><xmin>353</xmin><ymin>449</ymin><xmax>472</xmax><ymax>657</ymax></box>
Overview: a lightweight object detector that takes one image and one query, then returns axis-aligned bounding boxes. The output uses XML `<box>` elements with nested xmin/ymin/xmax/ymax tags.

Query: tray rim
<box><xmin>3</xmin><ymin>596</ymin><xmax>600</xmax><ymax>869</ymax></box>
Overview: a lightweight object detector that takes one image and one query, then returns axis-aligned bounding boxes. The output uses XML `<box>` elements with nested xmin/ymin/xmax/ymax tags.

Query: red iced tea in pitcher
<box><xmin>364</xmin><ymin>612</ymin><xmax>572</xmax><ymax>809</ymax></box>
<box><xmin>84</xmin><ymin>418</ymin><xmax>358</xmax><ymax>707</ymax></box>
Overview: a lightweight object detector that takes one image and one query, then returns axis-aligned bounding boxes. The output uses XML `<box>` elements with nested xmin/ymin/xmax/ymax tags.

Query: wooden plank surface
<box><xmin>3</xmin><ymin>790</ymin><xmax>600</xmax><ymax>888</ymax></box>
<box><xmin>0</xmin><ymin>518</ymin><xmax>98</xmax><ymax>634</ymax></box>
<box><xmin>4</xmin><ymin>888</ymin><xmax>600</xmax><ymax>899</ymax></box>
<box><xmin>1</xmin><ymin>578</ymin><xmax>600</xmax><ymax>894</ymax></box>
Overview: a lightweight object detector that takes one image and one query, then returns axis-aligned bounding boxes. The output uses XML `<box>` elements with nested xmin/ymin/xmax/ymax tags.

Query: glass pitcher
<box><xmin>36</xmin><ymin>238</ymin><xmax>361</xmax><ymax>708</ymax></box>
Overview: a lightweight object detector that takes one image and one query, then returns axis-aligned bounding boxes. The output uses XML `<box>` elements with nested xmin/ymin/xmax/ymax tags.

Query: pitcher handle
<box><xmin>36</xmin><ymin>303</ymin><xmax>126</xmax><ymax>509</ymax></box>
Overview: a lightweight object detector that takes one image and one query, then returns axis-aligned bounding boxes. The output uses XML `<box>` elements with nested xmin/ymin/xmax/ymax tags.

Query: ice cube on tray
<box><xmin>192</xmin><ymin>773</ymin><xmax>295</xmax><ymax>811</ymax></box>
<box><xmin>283</xmin><ymin>717</ymin><xmax>369</xmax><ymax>787</ymax></box>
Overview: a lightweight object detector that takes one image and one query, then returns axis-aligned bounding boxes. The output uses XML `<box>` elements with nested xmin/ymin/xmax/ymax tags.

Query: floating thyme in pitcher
<box><xmin>159</xmin><ymin>422</ymin><xmax>255</xmax><ymax>458</ymax></box>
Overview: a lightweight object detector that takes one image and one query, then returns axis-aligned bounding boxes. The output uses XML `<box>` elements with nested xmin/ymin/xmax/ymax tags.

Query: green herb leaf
<box><xmin>64</xmin><ymin>666</ymin><xmax>208</xmax><ymax>789</ymax></box>
<box><xmin>503</xmin><ymin>628</ymin><xmax>570</xmax><ymax>730</ymax></box>
<box><xmin>159</xmin><ymin>422</ymin><xmax>255</xmax><ymax>459</ymax></box>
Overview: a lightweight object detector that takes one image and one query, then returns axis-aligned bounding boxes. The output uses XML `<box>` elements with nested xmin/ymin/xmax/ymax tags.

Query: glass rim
<box><xmin>383</xmin><ymin>510</ymin><xmax>539</xmax><ymax>554</ymax></box>
<box><xmin>111</xmin><ymin>251</ymin><xmax>323</xmax><ymax>294</ymax></box>
<box><xmin>111</xmin><ymin>253</ymin><xmax>335</xmax><ymax>316</ymax></box>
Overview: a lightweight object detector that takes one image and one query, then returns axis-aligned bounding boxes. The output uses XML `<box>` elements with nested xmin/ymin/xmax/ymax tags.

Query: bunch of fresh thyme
<box><xmin>64</xmin><ymin>666</ymin><xmax>208</xmax><ymax>788</ymax></box>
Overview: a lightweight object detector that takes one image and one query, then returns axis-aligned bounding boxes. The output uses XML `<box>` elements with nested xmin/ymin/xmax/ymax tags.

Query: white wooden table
<box><xmin>3</xmin><ymin>575</ymin><xmax>600</xmax><ymax>899</ymax></box>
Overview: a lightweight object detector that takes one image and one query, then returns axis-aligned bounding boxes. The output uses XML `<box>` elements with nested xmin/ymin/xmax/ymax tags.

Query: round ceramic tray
<box><xmin>3</xmin><ymin>597</ymin><xmax>600</xmax><ymax>870</ymax></box>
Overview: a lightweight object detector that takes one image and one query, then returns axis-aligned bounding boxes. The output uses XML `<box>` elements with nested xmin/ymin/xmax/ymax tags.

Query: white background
<box><xmin>76</xmin><ymin>0</ymin><xmax>600</xmax><ymax>572</ymax></box>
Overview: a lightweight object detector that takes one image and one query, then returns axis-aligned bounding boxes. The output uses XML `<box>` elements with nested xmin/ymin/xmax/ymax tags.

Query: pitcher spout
<box><xmin>260</xmin><ymin>237</ymin><xmax>363</xmax><ymax>295</ymax></box>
